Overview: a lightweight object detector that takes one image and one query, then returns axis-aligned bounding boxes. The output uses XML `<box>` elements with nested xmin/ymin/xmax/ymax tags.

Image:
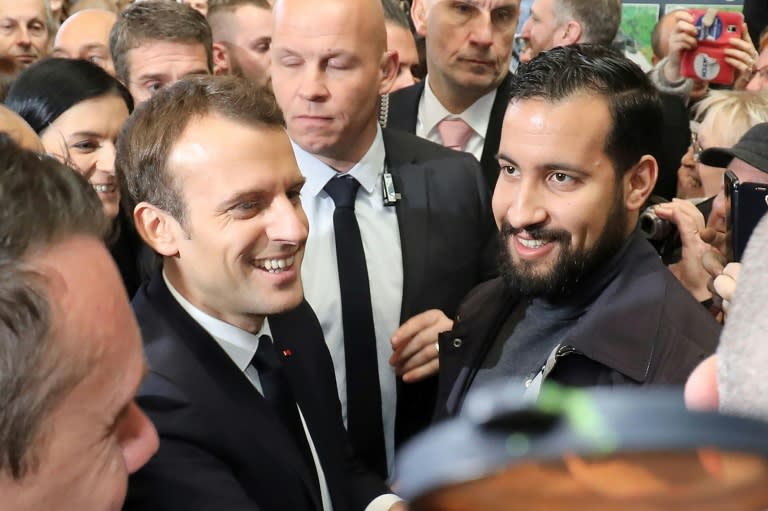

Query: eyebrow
<box><xmin>67</xmin><ymin>131</ymin><xmax>103</xmax><ymax>139</ymax></box>
<box><xmin>217</xmin><ymin>190</ymin><xmax>266</xmax><ymax>210</ymax></box>
<box><xmin>216</xmin><ymin>176</ymin><xmax>307</xmax><ymax>212</ymax></box>
<box><xmin>183</xmin><ymin>69</ymin><xmax>210</xmax><ymax>78</ymax></box>
<box><xmin>79</xmin><ymin>43</ymin><xmax>109</xmax><ymax>52</ymax></box>
<box><xmin>496</xmin><ymin>153</ymin><xmax>590</xmax><ymax>176</ymax></box>
<box><xmin>135</xmin><ymin>73</ymin><xmax>169</xmax><ymax>83</ymax></box>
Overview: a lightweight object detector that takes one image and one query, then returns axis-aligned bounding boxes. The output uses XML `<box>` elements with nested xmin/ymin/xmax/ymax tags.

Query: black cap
<box><xmin>699</xmin><ymin>122</ymin><xmax>768</xmax><ymax>172</ymax></box>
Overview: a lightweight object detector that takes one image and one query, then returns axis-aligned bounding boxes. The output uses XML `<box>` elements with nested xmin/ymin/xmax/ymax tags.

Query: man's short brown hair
<box><xmin>556</xmin><ymin>0</ymin><xmax>621</xmax><ymax>46</ymax></box>
<box><xmin>0</xmin><ymin>134</ymin><xmax>109</xmax><ymax>480</ymax></box>
<box><xmin>208</xmin><ymin>0</ymin><xmax>271</xmax><ymax>18</ymax></box>
<box><xmin>116</xmin><ymin>75</ymin><xmax>284</xmax><ymax>227</ymax></box>
<box><xmin>109</xmin><ymin>0</ymin><xmax>214</xmax><ymax>86</ymax></box>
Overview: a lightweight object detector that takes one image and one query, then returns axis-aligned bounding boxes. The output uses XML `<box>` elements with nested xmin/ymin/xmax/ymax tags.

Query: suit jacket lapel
<box><xmin>140</xmin><ymin>273</ymin><xmax>324</xmax><ymax>510</ymax></box>
<box><xmin>382</xmin><ymin>129</ymin><xmax>429</xmax><ymax>322</ymax></box>
<box><xmin>385</xmin><ymin>81</ymin><xmax>424</xmax><ymax>133</ymax></box>
<box><xmin>479</xmin><ymin>73</ymin><xmax>512</xmax><ymax>189</ymax></box>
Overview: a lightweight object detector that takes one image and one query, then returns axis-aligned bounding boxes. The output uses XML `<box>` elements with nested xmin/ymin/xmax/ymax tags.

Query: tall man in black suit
<box><xmin>434</xmin><ymin>46</ymin><xmax>721</xmax><ymax>421</ymax></box>
<box><xmin>270</xmin><ymin>0</ymin><xmax>496</xmax><ymax>479</ymax></box>
<box><xmin>117</xmin><ymin>76</ymin><xmax>401</xmax><ymax>511</ymax></box>
<box><xmin>381</xmin><ymin>0</ymin><xmax>521</xmax><ymax>190</ymax></box>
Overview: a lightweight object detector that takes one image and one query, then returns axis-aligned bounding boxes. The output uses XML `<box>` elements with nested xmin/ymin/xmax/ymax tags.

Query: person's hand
<box><xmin>703</xmin><ymin>245</ymin><xmax>742</xmax><ymax>316</ymax></box>
<box><xmin>654</xmin><ymin>199</ymin><xmax>712</xmax><ymax>301</ymax></box>
<box><xmin>715</xmin><ymin>262</ymin><xmax>741</xmax><ymax>314</ymax></box>
<box><xmin>728</xmin><ymin>23</ymin><xmax>758</xmax><ymax>89</ymax></box>
<box><xmin>389</xmin><ymin>309</ymin><xmax>452</xmax><ymax>383</ymax></box>
<box><xmin>664</xmin><ymin>11</ymin><xmax>698</xmax><ymax>83</ymax></box>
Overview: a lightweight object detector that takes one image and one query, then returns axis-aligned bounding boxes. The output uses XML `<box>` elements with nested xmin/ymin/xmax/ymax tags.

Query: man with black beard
<box><xmin>433</xmin><ymin>45</ymin><xmax>721</xmax><ymax>420</ymax></box>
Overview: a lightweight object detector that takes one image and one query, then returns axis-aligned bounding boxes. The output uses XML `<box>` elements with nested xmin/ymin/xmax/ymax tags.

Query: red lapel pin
<box><xmin>282</xmin><ymin>348</ymin><xmax>293</xmax><ymax>358</ymax></box>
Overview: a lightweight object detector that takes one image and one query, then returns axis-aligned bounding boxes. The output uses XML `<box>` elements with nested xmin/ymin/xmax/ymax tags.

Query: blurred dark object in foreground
<box><xmin>397</xmin><ymin>383</ymin><xmax>768</xmax><ymax>511</ymax></box>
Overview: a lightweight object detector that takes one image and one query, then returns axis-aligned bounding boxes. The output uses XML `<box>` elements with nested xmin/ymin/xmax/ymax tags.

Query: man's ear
<box><xmin>212</xmin><ymin>42</ymin><xmax>231</xmax><ymax>76</ymax></box>
<box><xmin>411</xmin><ymin>0</ymin><xmax>428</xmax><ymax>37</ymax></box>
<box><xmin>560</xmin><ymin>20</ymin><xmax>583</xmax><ymax>46</ymax></box>
<box><xmin>134</xmin><ymin>202</ymin><xmax>183</xmax><ymax>257</ymax></box>
<box><xmin>379</xmin><ymin>50</ymin><xmax>400</xmax><ymax>94</ymax></box>
<box><xmin>624</xmin><ymin>155</ymin><xmax>658</xmax><ymax>212</ymax></box>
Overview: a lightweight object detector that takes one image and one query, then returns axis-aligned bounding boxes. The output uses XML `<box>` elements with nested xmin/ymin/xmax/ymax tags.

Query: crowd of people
<box><xmin>1</xmin><ymin>0</ymin><xmax>768</xmax><ymax>509</ymax></box>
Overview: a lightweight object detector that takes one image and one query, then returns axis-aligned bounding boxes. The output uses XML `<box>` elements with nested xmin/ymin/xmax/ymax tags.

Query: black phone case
<box><xmin>729</xmin><ymin>179</ymin><xmax>768</xmax><ymax>261</ymax></box>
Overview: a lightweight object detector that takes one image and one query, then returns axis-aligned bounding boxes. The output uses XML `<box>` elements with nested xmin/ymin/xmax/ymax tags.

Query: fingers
<box><xmin>390</xmin><ymin>309</ymin><xmax>447</xmax><ymax>348</ymax></box>
<box><xmin>390</xmin><ymin>326</ymin><xmax>439</xmax><ymax>370</ymax></box>
<box><xmin>702</xmin><ymin>248</ymin><xmax>727</xmax><ymax>278</ymax></box>
<box><xmin>654</xmin><ymin>199</ymin><xmax>706</xmax><ymax>247</ymax></box>
<box><xmin>389</xmin><ymin>309</ymin><xmax>452</xmax><ymax>381</ymax></box>
<box><xmin>700</xmin><ymin>228</ymin><xmax>727</xmax><ymax>254</ymax></box>
<box><xmin>712</xmin><ymin>262</ymin><xmax>742</xmax><ymax>310</ymax></box>
<box><xmin>402</xmin><ymin>358</ymin><xmax>439</xmax><ymax>383</ymax></box>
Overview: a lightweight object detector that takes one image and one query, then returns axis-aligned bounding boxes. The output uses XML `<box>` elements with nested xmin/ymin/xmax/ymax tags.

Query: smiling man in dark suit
<box><xmin>381</xmin><ymin>0</ymin><xmax>521</xmax><ymax>190</ymax></box>
<box><xmin>117</xmin><ymin>76</ymin><xmax>400</xmax><ymax>511</ymax></box>
<box><xmin>270</xmin><ymin>0</ymin><xmax>496</xmax><ymax>480</ymax></box>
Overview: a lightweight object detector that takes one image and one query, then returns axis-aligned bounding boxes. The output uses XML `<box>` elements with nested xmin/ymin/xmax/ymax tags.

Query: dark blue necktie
<box><xmin>323</xmin><ymin>175</ymin><xmax>388</xmax><ymax>478</ymax></box>
<box><xmin>251</xmin><ymin>334</ymin><xmax>320</xmax><ymax>490</ymax></box>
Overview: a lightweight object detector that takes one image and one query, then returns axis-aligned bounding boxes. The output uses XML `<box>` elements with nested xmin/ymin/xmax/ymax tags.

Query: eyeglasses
<box><xmin>747</xmin><ymin>65</ymin><xmax>768</xmax><ymax>83</ymax></box>
<box><xmin>690</xmin><ymin>129</ymin><xmax>705</xmax><ymax>163</ymax></box>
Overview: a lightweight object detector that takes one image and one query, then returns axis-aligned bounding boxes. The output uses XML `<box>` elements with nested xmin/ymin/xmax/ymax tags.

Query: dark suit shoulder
<box><xmin>384</xmin><ymin>82</ymin><xmax>423</xmax><ymax>133</ymax></box>
<box><xmin>382</xmin><ymin>126</ymin><xmax>479</xmax><ymax>164</ymax></box>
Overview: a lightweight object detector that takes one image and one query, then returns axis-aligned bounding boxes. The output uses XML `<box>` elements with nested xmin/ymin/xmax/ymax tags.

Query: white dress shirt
<box><xmin>416</xmin><ymin>75</ymin><xmax>497</xmax><ymax>161</ymax></box>
<box><xmin>293</xmin><ymin>124</ymin><xmax>403</xmax><ymax>477</ymax></box>
<box><xmin>162</xmin><ymin>273</ymin><xmax>399</xmax><ymax>511</ymax></box>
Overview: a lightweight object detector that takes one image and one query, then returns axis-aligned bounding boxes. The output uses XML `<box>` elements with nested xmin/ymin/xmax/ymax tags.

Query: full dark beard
<box><xmin>498</xmin><ymin>196</ymin><xmax>628</xmax><ymax>301</ymax></box>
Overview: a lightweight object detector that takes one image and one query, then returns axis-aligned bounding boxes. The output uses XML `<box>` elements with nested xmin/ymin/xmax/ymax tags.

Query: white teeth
<box><xmin>518</xmin><ymin>238</ymin><xmax>547</xmax><ymax>249</ymax></box>
<box><xmin>257</xmin><ymin>255</ymin><xmax>295</xmax><ymax>273</ymax></box>
<box><xmin>92</xmin><ymin>184</ymin><xmax>115</xmax><ymax>193</ymax></box>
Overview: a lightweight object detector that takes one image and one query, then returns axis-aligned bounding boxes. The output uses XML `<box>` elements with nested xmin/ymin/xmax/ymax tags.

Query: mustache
<box><xmin>499</xmin><ymin>220</ymin><xmax>571</xmax><ymax>244</ymax></box>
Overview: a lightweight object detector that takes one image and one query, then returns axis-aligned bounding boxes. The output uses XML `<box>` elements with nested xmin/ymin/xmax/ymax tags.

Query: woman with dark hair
<box><xmin>5</xmin><ymin>57</ymin><xmax>144</xmax><ymax>296</ymax></box>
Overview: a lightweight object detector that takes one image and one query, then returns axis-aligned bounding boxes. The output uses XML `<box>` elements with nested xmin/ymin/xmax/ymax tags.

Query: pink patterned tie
<box><xmin>436</xmin><ymin>117</ymin><xmax>474</xmax><ymax>151</ymax></box>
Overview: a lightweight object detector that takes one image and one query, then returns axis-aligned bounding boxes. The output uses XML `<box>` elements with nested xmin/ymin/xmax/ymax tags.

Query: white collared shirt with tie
<box><xmin>293</xmin><ymin>124</ymin><xmax>403</xmax><ymax>478</ymax></box>
<box><xmin>163</xmin><ymin>272</ymin><xmax>400</xmax><ymax>511</ymax></box>
<box><xmin>416</xmin><ymin>75</ymin><xmax>498</xmax><ymax>161</ymax></box>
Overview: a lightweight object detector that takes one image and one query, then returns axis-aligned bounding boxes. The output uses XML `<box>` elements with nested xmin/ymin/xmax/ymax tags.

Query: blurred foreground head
<box><xmin>0</xmin><ymin>134</ymin><xmax>158</xmax><ymax>510</ymax></box>
<box><xmin>398</xmin><ymin>383</ymin><xmax>768</xmax><ymax>511</ymax></box>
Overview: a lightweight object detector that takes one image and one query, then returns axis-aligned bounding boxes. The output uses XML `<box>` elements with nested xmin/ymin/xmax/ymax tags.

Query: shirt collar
<box><xmin>420</xmin><ymin>76</ymin><xmax>497</xmax><ymax>140</ymax></box>
<box><xmin>292</xmin><ymin>124</ymin><xmax>386</xmax><ymax>198</ymax></box>
<box><xmin>163</xmin><ymin>270</ymin><xmax>270</xmax><ymax>372</ymax></box>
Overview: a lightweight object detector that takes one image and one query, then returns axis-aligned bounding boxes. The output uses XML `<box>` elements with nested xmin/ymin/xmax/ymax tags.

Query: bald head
<box><xmin>273</xmin><ymin>0</ymin><xmax>387</xmax><ymax>55</ymax></box>
<box><xmin>270</xmin><ymin>0</ymin><xmax>398</xmax><ymax>167</ymax></box>
<box><xmin>53</xmin><ymin>9</ymin><xmax>117</xmax><ymax>75</ymax></box>
<box><xmin>0</xmin><ymin>105</ymin><xmax>43</xmax><ymax>152</ymax></box>
<box><xmin>69</xmin><ymin>0</ymin><xmax>118</xmax><ymax>14</ymax></box>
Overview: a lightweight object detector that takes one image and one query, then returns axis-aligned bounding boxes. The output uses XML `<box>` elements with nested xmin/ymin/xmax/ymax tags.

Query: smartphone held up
<box><xmin>680</xmin><ymin>9</ymin><xmax>744</xmax><ymax>85</ymax></box>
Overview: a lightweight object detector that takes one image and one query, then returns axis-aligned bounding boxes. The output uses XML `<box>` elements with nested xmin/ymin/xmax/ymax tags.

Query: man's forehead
<box><xmin>0</xmin><ymin>0</ymin><xmax>46</xmax><ymax>17</ymax></box>
<box><xmin>731</xmin><ymin>158</ymin><xmax>768</xmax><ymax>183</ymax></box>
<box><xmin>429</xmin><ymin>0</ymin><xmax>519</xmax><ymax>9</ymax></box>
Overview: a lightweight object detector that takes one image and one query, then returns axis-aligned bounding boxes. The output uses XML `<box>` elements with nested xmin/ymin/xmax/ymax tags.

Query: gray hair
<box><xmin>0</xmin><ymin>134</ymin><xmax>109</xmax><ymax>479</ymax></box>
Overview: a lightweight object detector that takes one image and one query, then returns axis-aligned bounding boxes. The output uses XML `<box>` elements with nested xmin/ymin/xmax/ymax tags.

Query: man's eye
<box><xmin>87</xmin><ymin>55</ymin><xmax>104</xmax><ymax>64</ymax></box>
<box><xmin>146</xmin><ymin>82</ymin><xmax>163</xmax><ymax>93</ymax></box>
<box><xmin>279</xmin><ymin>57</ymin><xmax>301</xmax><ymax>67</ymax></box>
<box><xmin>72</xmin><ymin>140</ymin><xmax>99</xmax><ymax>152</ymax></box>
<box><xmin>493</xmin><ymin>8</ymin><xmax>516</xmax><ymax>25</ymax></box>
<box><xmin>500</xmin><ymin>164</ymin><xmax>519</xmax><ymax>177</ymax></box>
<box><xmin>453</xmin><ymin>2</ymin><xmax>474</xmax><ymax>14</ymax></box>
<box><xmin>287</xmin><ymin>190</ymin><xmax>302</xmax><ymax>203</ymax></box>
<box><xmin>549</xmin><ymin>172</ymin><xmax>574</xmax><ymax>184</ymax></box>
<box><xmin>237</xmin><ymin>201</ymin><xmax>258</xmax><ymax>210</ymax></box>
